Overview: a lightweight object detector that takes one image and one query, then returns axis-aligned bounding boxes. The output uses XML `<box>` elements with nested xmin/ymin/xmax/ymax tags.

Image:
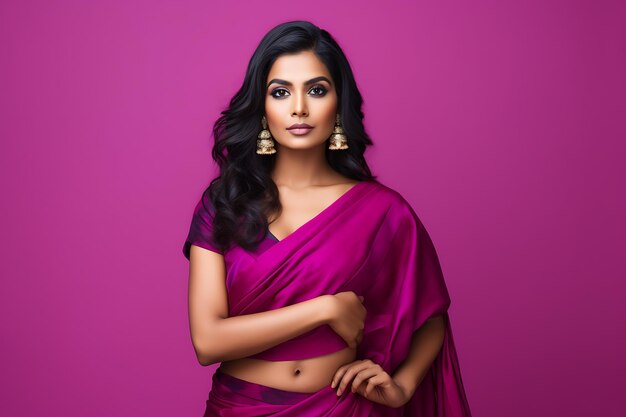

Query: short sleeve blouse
<box><xmin>182</xmin><ymin>191</ymin><xmax>224</xmax><ymax>259</ymax></box>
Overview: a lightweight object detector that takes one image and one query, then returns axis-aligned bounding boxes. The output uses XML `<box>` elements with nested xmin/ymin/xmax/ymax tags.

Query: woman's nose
<box><xmin>291</xmin><ymin>93</ymin><xmax>308</xmax><ymax>116</ymax></box>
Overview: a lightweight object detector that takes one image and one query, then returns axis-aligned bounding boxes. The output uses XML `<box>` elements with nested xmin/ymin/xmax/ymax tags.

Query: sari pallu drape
<box><xmin>212</xmin><ymin>180</ymin><xmax>472</xmax><ymax>416</ymax></box>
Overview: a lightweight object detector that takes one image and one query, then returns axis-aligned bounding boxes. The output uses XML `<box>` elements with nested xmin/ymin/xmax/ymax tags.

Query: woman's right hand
<box><xmin>326</xmin><ymin>291</ymin><xmax>367</xmax><ymax>349</ymax></box>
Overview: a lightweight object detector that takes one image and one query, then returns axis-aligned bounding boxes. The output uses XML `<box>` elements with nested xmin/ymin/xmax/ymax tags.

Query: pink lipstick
<box><xmin>287</xmin><ymin>123</ymin><xmax>314</xmax><ymax>136</ymax></box>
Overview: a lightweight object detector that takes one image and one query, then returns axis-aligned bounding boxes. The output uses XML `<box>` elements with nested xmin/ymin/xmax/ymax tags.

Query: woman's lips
<box><xmin>287</xmin><ymin>127</ymin><xmax>314</xmax><ymax>135</ymax></box>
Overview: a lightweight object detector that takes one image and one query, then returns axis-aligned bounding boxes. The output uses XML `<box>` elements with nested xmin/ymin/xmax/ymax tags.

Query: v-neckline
<box><xmin>266</xmin><ymin>181</ymin><xmax>366</xmax><ymax>244</ymax></box>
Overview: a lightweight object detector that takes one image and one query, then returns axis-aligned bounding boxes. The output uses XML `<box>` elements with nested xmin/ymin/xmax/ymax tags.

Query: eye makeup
<box><xmin>269</xmin><ymin>84</ymin><xmax>328</xmax><ymax>99</ymax></box>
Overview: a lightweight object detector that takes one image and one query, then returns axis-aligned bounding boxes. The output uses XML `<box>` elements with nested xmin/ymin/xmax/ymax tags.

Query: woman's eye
<box><xmin>310</xmin><ymin>85</ymin><xmax>327</xmax><ymax>96</ymax></box>
<box><xmin>270</xmin><ymin>88</ymin><xmax>289</xmax><ymax>98</ymax></box>
<box><xmin>269</xmin><ymin>86</ymin><xmax>328</xmax><ymax>99</ymax></box>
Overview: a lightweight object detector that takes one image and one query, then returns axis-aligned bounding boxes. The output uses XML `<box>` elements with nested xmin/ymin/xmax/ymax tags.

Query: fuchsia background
<box><xmin>1</xmin><ymin>1</ymin><xmax>624</xmax><ymax>416</ymax></box>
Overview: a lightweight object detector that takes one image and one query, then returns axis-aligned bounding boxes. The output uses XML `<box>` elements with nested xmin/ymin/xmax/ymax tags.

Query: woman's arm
<box><xmin>187</xmin><ymin>245</ymin><xmax>333</xmax><ymax>366</ymax></box>
<box><xmin>201</xmin><ymin>297</ymin><xmax>332</xmax><ymax>365</ymax></box>
<box><xmin>391</xmin><ymin>315</ymin><xmax>446</xmax><ymax>400</ymax></box>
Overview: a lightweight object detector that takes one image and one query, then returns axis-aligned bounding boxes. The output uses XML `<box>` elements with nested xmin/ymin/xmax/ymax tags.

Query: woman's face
<box><xmin>264</xmin><ymin>50</ymin><xmax>338</xmax><ymax>151</ymax></box>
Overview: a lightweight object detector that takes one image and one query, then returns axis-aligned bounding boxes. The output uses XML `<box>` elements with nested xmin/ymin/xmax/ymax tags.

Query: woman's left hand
<box><xmin>330</xmin><ymin>359</ymin><xmax>410</xmax><ymax>408</ymax></box>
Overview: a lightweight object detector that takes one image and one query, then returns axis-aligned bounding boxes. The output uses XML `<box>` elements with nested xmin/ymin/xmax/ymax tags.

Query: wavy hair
<box><xmin>204</xmin><ymin>20</ymin><xmax>377</xmax><ymax>253</ymax></box>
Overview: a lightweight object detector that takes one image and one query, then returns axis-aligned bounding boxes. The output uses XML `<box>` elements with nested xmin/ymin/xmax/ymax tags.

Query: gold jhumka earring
<box><xmin>328</xmin><ymin>113</ymin><xmax>348</xmax><ymax>150</ymax></box>
<box><xmin>256</xmin><ymin>116</ymin><xmax>276</xmax><ymax>154</ymax></box>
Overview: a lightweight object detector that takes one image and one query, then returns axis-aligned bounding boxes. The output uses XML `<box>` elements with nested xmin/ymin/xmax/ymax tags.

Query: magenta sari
<box><xmin>183</xmin><ymin>179</ymin><xmax>472</xmax><ymax>416</ymax></box>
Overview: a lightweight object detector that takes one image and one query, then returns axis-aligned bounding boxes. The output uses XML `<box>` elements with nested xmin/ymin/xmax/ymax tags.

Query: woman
<box><xmin>183</xmin><ymin>21</ymin><xmax>472</xmax><ymax>416</ymax></box>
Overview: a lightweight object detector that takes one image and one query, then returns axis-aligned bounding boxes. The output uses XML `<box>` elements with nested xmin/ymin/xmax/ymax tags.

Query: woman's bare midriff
<box><xmin>219</xmin><ymin>346</ymin><xmax>357</xmax><ymax>393</ymax></box>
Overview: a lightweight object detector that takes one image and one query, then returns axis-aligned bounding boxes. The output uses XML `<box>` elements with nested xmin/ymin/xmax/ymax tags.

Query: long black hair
<box><xmin>205</xmin><ymin>20</ymin><xmax>377</xmax><ymax>253</ymax></box>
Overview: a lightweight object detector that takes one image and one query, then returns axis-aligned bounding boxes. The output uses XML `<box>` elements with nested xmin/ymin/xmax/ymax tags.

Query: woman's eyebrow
<box><xmin>267</xmin><ymin>76</ymin><xmax>332</xmax><ymax>88</ymax></box>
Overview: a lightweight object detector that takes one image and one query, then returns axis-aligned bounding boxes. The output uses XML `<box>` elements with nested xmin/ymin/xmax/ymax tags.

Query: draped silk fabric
<box><xmin>183</xmin><ymin>179</ymin><xmax>472</xmax><ymax>416</ymax></box>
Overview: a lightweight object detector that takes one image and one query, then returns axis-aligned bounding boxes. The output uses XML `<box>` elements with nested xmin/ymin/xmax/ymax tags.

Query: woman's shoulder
<box><xmin>365</xmin><ymin>179</ymin><xmax>424</xmax><ymax>227</ymax></box>
<box><xmin>366</xmin><ymin>179</ymin><xmax>413</xmax><ymax>208</ymax></box>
